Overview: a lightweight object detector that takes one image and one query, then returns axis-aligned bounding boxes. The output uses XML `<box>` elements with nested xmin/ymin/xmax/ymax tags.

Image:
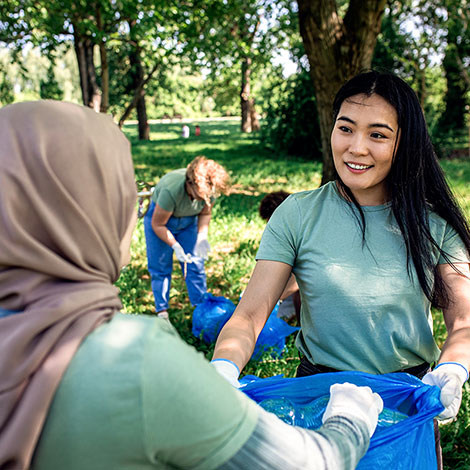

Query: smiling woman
<box><xmin>212</xmin><ymin>70</ymin><xmax>470</xmax><ymax>470</ymax></box>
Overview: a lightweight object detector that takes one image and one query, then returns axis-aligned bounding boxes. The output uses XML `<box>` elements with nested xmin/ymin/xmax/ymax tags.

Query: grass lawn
<box><xmin>117</xmin><ymin>118</ymin><xmax>470</xmax><ymax>469</ymax></box>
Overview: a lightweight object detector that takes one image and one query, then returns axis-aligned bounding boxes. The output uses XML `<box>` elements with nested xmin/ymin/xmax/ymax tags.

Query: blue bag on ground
<box><xmin>192</xmin><ymin>295</ymin><xmax>299</xmax><ymax>360</ymax></box>
<box><xmin>241</xmin><ymin>371</ymin><xmax>444</xmax><ymax>469</ymax></box>
<box><xmin>192</xmin><ymin>293</ymin><xmax>236</xmax><ymax>343</ymax></box>
<box><xmin>252</xmin><ymin>305</ymin><xmax>299</xmax><ymax>360</ymax></box>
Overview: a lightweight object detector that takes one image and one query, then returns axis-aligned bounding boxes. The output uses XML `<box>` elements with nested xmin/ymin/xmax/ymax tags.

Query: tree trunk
<box><xmin>74</xmin><ymin>34</ymin><xmax>90</xmax><ymax>107</ymax></box>
<box><xmin>85</xmin><ymin>40</ymin><xmax>101</xmax><ymax>112</ymax></box>
<box><xmin>119</xmin><ymin>20</ymin><xmax>150</xmax><ymax>140</ymax></box>
<box><xmin>118</xmin><ymin>62</ymin><xmax>159</xmax><ymax>129</ymax></box>
<box><xmin>249</xmin><ymin>98</ymin><xmax>260</xmax><ymax>131</ymax></box>
<box><xmin>240</xmin><ymin>57</ymin><xmax>252</xmax><ymax>133</ymax></box>
<box><xmin>297</xmin><ymin>0</ymin><xmax>387</xmax><ymax>184</ymax></box>
<box><xmin>96</xmin><ymin>7</ymin><xmax>109</xmax><ymax>113</ymax></box>
<box><xmin>99</xmin><ymin>42</ymin><xmax>109</xmax><ymax>113</ymax></box>
<box><xmin>73</xmin><ymin>29</ymin><xmax>101</xmax><ymax>111</ymax></box>
<box><xmin>136</xmin><ymin>95</ymin><xmax>150</xmax><ymax>140</ymax></box>
<box><xmin>128</xmin><ymin>47</ymin><xmax>149</xmax><ymax>140</ymax></box>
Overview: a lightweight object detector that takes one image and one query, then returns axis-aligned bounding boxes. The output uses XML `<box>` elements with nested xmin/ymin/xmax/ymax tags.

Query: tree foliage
<box><xmin>39</xmin><ymin>62</ymin><xmax>63</xmax><ymax>100</ymax></box>
<box><xmin>261</xmin><ymin>69</ymin><xmax>322</xmax><ymax>160</ymax></box>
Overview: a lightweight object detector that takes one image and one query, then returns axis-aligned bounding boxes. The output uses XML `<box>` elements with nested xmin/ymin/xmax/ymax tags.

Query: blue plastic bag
<box><xmin>192</xmin><ymin>295</ymin><xmax>299</xmax><ymax>360</ymax></box>
<box><xmin>252</xmin><ymin>305</ymin><xmax>299</xmax><ymax>360</ymax></box>
<box><xmin>192</xmin><ymin>293</ymin><xmax>236</xmax><ymax>343</ymax></box>
<box><xmin>241</xmin><ymin>371</ymin><xmax>444</xmax><ymax>469</ymax></box>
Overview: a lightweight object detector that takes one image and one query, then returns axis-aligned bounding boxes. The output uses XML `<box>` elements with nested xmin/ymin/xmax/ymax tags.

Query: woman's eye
<box><xmin>338</xmin><ymin>126</ymin><xmax>351</xmax><ymax>133</ymax></box>
<box><xmin>371</xmin><ymin>132</ymin><xmax>386</xmax><ymax>139</ymax></box>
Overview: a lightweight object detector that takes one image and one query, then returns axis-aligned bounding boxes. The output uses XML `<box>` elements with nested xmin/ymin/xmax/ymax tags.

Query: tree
<box><xmin>112</xmin><ymin>0</ymin><xmax>181</xmax><ymax>139</ymax></box>
<box><xmin>296</xmin><ymin>0</ymin><xmax>387</xmax><ymax>183</ymax></box>
<box><xmin>0</xmin><ymin>0</ymin><xmax>113</xmax><ymax>111</ymax></box>
<box><xmin>436</xmin><ymin>0</ymin><xmax>470</xmax><ymax>142</ymax></box>
<box><xmin>39</xmin><ymin>61</ymin><xmax>64</xmax><ymax>100</ymax></box>
<box><xmin>182</xmin><ymin>0</ymin><xmax>290</xmax><ymax>132</ymax></box>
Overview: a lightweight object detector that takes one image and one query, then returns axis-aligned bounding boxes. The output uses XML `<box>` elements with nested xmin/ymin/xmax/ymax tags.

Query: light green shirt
<box><xmin>257</xmin><ymin>182</ymin><xmax>470</xmax><ymax>374</ymax></box>
<box><xmin>32</xmin><ymin>313</ymin><xmax>258</xmax><ymax>470</ymax></box>
<box><xmin>151</xmin><ymin>169</ymin><xmax>207</xmax><ymax>217</ymax></box>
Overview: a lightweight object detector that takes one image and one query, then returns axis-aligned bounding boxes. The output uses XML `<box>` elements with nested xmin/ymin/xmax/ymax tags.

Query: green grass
<box><xmin>116</xmin><ymin>118</ymin><xmax>470</xmax><ymax>469</ymax></box>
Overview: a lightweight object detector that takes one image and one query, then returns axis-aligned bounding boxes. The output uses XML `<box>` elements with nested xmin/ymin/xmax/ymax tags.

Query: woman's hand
<box><xmin>195</xmin><ymin>233</ymin><xmax>211</xmax><ymax>259</ymax></box>
<box><xmin>323</xmin><ymin>382</ymin><xmax>383</xmax><ymax>437</ymax></box>
<box><xmin>422</xmin><ymin>362</ymin><xmax>468</xmax><ymax>421</ymax></box>
<box><xmin>210</xmin><ymin>359</ymin><xmax>240</xmax><ymax>388</ymax></box>
<box><xmin>171</xmin><ymin>242</ymin><xmax>192</xmax><ymax>264</ymax></box>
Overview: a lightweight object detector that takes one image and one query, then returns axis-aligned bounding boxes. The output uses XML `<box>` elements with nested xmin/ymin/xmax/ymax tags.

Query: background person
<box><xmin>144</xmin><ymin>156</ymin><xmax>229</xmax><ymax>318</ymax></box>
<box><xmin>259</xmin><ymin>190</ymin><xmax>300</xmax><ymax>322</ymax></box>
<box><xmin>212</xmin><ymin>70</ymin><xmax>470</xmax><ymax>469</ymax></box>
<box><xmin>0</xmin><ymin>100</ymin><xmax>383</xmax><ymax>470</ymax></box>
<box><xmin>181</xmin><ymin>124</ymin><xmax>190</xmax><ymax>138</ymax></box>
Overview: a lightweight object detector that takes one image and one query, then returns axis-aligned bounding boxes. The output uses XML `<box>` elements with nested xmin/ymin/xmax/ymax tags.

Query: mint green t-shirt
<box><xmin>257</xmin><ymin>182</ymin><xmax>470</xmax><ymax>374</ymax></box>
<box><xmin>32</xmin><ymin>314</ymin><xmax>258</xmax><ymax>470</ymax></box>
<box><xmin>151</xmin><ymin>169</ymin><xmax>207</xmax><ymax>217</ymax></box>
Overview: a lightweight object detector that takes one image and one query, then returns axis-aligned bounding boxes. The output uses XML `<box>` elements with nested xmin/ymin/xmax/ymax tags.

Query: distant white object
<box><xmin>182</xmin><ymin>125</ymin><xmax>190</xmax><ymax>138</ymax></box>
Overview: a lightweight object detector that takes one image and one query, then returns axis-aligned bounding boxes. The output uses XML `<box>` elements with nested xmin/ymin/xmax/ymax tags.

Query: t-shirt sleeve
<box><xmin>142</xmin><ymin>319</ymin><xmax>259</xmax><ymax>470</ymax></box>
<box><xmin>256</xmin><ymin>195</ymin><xmax>299</xmax><ymax>266</ymax></box>
<box><xmin>438</xmin><ymin>224</ymin><xmax>470</xmax><ymax>264</ymax></box>
<box><xmin>155</xmin><ymin>188</ymin><xmax>176</xmax><ymax>213</ymax></box>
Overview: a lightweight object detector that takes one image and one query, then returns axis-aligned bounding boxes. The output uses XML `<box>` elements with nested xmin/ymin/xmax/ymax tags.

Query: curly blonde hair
<box><xmin>186</xmin><ymin>156</ymin><xmax>230</xmax><ymax>205</ymax></box>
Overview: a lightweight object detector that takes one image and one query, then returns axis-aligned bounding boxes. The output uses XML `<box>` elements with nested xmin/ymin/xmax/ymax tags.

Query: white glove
<box><xmin>195</xmin><ymin>233</ymin><xmax>211</xmax><ymax>259</ymax></box>
<box><xmin>422</xmin><ymin>362</ymin><xmax>469</xmax><ymax>422</ymax></box>
<box><xmin>171</xmin><ymin>242</ymin><xmax>192</xmax><ymax>264</ymax></box>
<box><xmin>211</xmin><ymin>359</ymin><xmax>241</xmax><ymax>388</ymax></box>
<box><xmin>322</xmin><ymin>382</ymin><xmax>384</xmax><ymax>437</ymax></box>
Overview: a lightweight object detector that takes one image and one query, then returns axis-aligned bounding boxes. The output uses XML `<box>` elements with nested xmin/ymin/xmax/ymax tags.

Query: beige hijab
<box><xmin>0</xmin><ymin>101</ymin><xmax>137</xmax><ymax>469</ymax></box>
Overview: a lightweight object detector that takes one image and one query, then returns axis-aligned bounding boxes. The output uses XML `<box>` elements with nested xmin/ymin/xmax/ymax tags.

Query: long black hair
<box><xmin>332</xmin><ymin>70</ymin><xmax>470</xmax><ymax>308</ymax></box>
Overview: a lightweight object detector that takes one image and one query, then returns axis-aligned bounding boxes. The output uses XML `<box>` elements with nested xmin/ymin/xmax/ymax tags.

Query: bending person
<box><xmin>144</xmin><ymin>156</ymin><xmax>229</xmax><ymax>318</ymax></box>
<box><xmin>0</xmin><ymin>101</ymin><xmax>382</xmax><ymax>470</ymax></box>
<box><xmin>212</xmin><ymin>71</ymin><xmax>470</xmax><ymax>468</ymax></box>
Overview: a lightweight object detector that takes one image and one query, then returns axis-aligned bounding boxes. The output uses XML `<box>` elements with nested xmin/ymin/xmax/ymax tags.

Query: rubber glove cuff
<box><xmin>211</xmin><ymin>359</ymin><xmax>241</xmax><ymax>388</ymax></box>
<box><xmin>422</xmin><ymin>362</ymin><xmax>468</xmax><ymax>422</ymax></box>
<box><xmin>322</xmin><ymin>382</ymin><xmax>383</xmax><ymax>437</ymax></box>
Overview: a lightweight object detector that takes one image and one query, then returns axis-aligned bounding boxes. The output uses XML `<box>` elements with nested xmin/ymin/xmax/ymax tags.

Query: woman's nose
<box><xmin>348</xmin><ymin>133</ymin><xmax>368</xmax><ymax>156</ymax></box>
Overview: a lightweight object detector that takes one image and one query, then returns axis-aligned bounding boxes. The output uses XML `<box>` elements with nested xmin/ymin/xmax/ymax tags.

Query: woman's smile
<box><xmin>345</xmin><ymin>161</ymin><xmax>374</xmax><ymax>172</ymax></box>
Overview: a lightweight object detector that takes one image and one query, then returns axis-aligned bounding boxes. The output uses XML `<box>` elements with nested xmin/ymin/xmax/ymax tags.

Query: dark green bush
<box><xmin>260</xmin><ymin>70</ymin><xmax>322</xmax><ymax>161</ymax></box>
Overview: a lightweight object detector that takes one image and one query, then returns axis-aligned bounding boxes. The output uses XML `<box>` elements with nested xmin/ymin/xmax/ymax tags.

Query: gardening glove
<box><xmin>422</xmin><ymin>362</ymin><xmax>469</xmax><ymax>422</ymax></box>
<box><xmin>211</xmin><ymin>359</ymin><xmax>241</xmax><ymax>388</ymax></box>
<box><xmin>322</xmin><ymin>382</ymin><xmax>383</xmax><ymax>437</ymax></box>
<box><xmin>171</xmin><ymin>242</ymin><xmax>192</xmax><ymax>264</ymax></box>
<box><xmin>195</xmin><ymin>233</ymin><xmax>211</xmax><ymax>259</ymax></box>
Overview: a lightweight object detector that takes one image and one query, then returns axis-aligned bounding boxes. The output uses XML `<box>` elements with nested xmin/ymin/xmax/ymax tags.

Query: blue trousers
<box><xmin>144</xmin><ymin>202</ymin><xmax>207</xmax><ymax>312</ymax></box>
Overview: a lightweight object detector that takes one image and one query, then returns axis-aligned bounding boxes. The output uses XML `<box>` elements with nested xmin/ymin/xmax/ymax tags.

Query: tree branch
<box><xmin>118</xmin><ymin>62</ymin><xmax>159</xmax><ymax>127</ymax></box>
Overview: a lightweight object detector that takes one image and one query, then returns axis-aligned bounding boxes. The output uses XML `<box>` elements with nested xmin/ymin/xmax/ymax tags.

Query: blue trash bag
<box><xmin>191</xmin><ymin>293</ymin><xmax>236</xmax><ymax>343</ymax></box>
<box><xmin>252</xmin><ymin>305</ymin><xmax>299</xmax><ymax>360</ymax></box>
<box><xmin>240</xmin><ymin>371</ymin><xmax>444</xmax><ymax>470</ymax></box>
<box><xmin>192</xmin><ymin>296</ymin><xmax>299</xmax><ymax>359</ymax></box>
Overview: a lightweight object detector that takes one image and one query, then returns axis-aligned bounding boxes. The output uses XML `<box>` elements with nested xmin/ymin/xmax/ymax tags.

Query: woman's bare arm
<box><xmin>437</xmin><ymin>263</ymin><xmax>470</xmax><ymax>370</ymax></box>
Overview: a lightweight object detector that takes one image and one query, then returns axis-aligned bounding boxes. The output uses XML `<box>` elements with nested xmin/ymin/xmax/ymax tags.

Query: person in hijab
<box><xmin>0</xmin><ymin>101</ymin><xmax>382</xmax><ymax>470</ymax></box>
